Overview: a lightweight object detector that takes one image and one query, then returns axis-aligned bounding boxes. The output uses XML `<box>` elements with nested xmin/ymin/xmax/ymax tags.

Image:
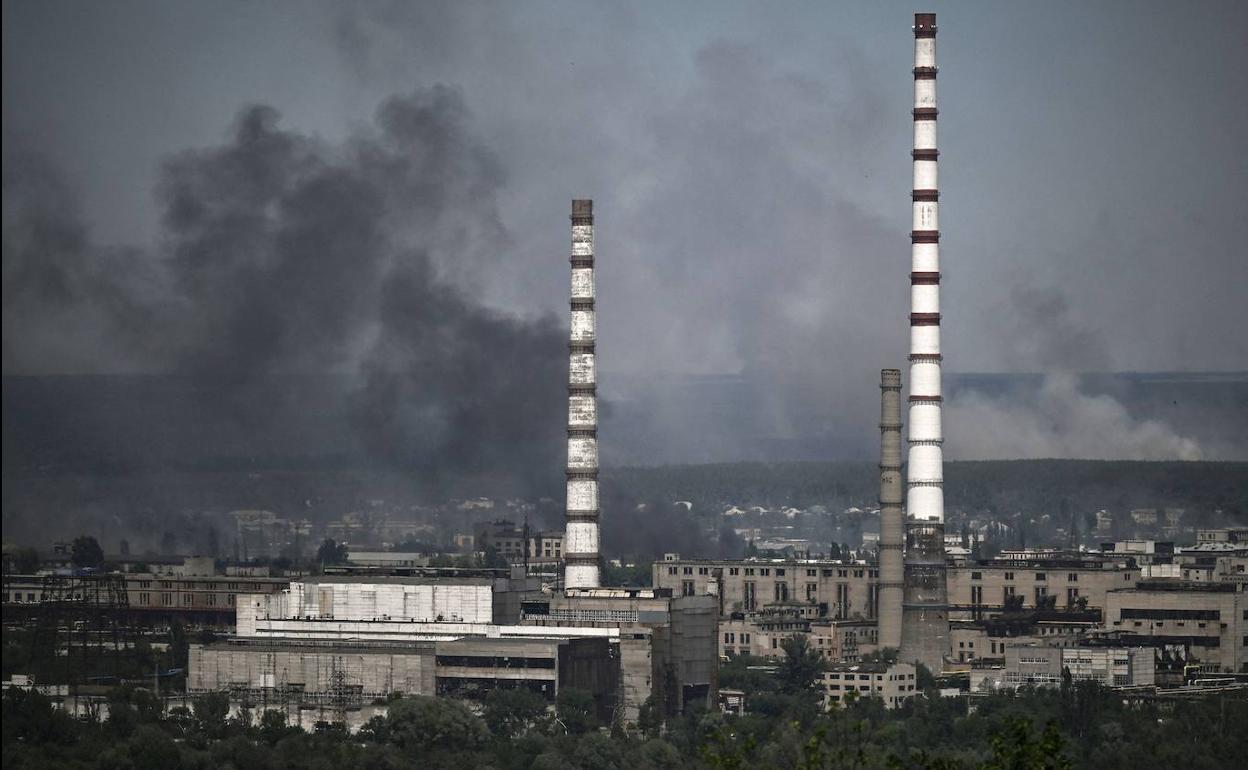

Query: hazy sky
<box><xmin>4</xmin><ymin>0</ymin><xmax>1246</xmax><ymax>463</ymax></box>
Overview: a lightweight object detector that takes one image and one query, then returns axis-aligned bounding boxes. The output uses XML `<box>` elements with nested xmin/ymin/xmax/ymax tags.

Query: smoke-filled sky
<box><xmin>4</xmin><ymin>0</ymin><xmax>1246</xmax><ymax>466</ymax></box>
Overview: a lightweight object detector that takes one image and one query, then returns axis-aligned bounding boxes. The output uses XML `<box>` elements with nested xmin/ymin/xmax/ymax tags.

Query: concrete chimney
<box><xmin>565</xmin><ymin>199</ymin><xmax>600</xmax><ymax>588</ymax></box>
<box><xmin>900</xmin><ymin>12</ymin><xmax>950</xmax><ymax>673</ymax></box>
<box><xmin>878</xmin><ymin>369</ymin><xmax>904</xmax><ymax>651</ymax></box>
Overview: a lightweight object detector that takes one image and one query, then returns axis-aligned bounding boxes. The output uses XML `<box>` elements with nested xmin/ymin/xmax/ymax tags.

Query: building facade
<box><xmin>821</xmin><ymin>662</ymin><xmax>917</xmax><ymax>709</ymax></box>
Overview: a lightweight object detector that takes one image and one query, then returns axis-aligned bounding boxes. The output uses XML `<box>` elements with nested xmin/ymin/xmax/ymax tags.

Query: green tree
<box><xmin>482</xmin><ymin>687</ymin><xmax>548</xmax><ymax>737</ymax></box>
<box><xmin>193</xmin><ymin>691</ymin><xmax>230</xmax><ymax>737</ymax></box>
<box><xmin>10</xmin><ymin>547</ymin><xmax>41</xmax><ymax>574</ymax></box>
<box><xmin>981</xmin><ymin>718</ymin><xmax>1072</xmax><ymax>770</ymax></box>
<box><xmin>555</xmin><ymin>688</ymin><xmax>599</xmax><ymax>735</ymax></box>
<box><xmin>778</xmin><ymin>635</ymin><xmax>825</xmax><ymax>694</ymax></box>
<box><xmin>316</xmin><ymin>538</ymin><xmax>348</xmax><ymax>566</ymax></box>
<box><xmin>385</xmin><ymin>696</ymin><xmax>487</xmax><ymax>753</ymax></box>
<box><xmin>71</xmin><ymin>535</ymin><xmax>105</xmax><ymax>569</ymax></box>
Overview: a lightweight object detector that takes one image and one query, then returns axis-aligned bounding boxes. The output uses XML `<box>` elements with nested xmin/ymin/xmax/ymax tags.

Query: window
<box><xmin>668</xmin><ymin>567</ymin><xmax>677</xmax><ymax>575</ymax></box>
<box><xmin>682</xmin><ymin>580</ymin><xmax>695</xmax><ymax>597</ymax></box>
<box><xmin>1035</xmin><ymin>573</ymin><xmax>1047</xmax><ymax>581</ymax></box>
<box><xmin>744</xmin><ymin>582</ymin><xmax>757</xmax><ymax>611</ymax></box>
<box><xmin>698</xmin><ymin>567</ymin><xmax>709</xmax><ymax>575</ymax></box>
<box><xmin>760</xmin><ymin>568</ymin><xmax>770</xmax><ymax>576</ymax></box>
<box><xmin>776</xmin><ymin>568</ymin><xmax>786</xmax><ymax>576</ymax></box>
<box><xmin>971</xmin><ymin>571</ymin><xmax>982</xmax><ymax>580</ymax></box>
<box><xmin>1067</xmin><ymin>573</ymin><xmax>1079</xmax><ymax>582</ymax></box>
<box><xmin>1004</xmin><ymin>572</ymin><xmax>1015</xmax><ymax>581</ymax></box>
<box><xmin>729</xmin><ymin>568</ymin><xmax>739</xmax><ymax>576</ymax></box>
<box><xmin>138</xmin><ymin>592</ymin><xmax>151</xmax><ymax>605</ymax></box>
<box><xmin>745</xmin><ymin>568</ymin><xmax>755</xmax><ymax>576</ymax></box>
<box><xmin>683</xmin><ymin>567</ymin><xmax>693</xmax><ymax>575</ymax></box>
<box><xmin>807</xmin><ymin>569</ymin><xmax>817</xmax><ymax>577</ymax></box>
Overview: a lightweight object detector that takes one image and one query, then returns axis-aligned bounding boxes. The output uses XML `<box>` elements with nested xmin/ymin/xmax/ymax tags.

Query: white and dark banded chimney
<box><xmin>900</xmin><ymin>12</ymin><xmax>950</xmax><ymax>674</ymax></box>
<box><xmin>565</xmin><ymin>199</ymin><xmax>600</xmax><ymax>589</ymax></box>
<box><xmin>877</xmin><ymin>369</ymin><xmax>904</xmax><ymax>651</ymax></box>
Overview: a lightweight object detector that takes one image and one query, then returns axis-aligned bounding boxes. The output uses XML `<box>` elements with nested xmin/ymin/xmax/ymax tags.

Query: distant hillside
<box><xmin>609</xmin><ymin>459</ymin><xmax>1248</xmax><ymax>519</ymax></box>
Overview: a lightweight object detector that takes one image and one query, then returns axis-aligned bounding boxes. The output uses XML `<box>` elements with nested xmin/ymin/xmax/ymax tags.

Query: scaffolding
<box><xmin>29</xmin><ymin>573</ymin><xmax>135</xmax><ymax>686</ymax></box>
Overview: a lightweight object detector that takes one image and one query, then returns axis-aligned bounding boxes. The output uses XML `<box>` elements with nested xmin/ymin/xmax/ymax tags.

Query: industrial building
<box><xmin>1103</xmin><ymin>580</ymin><xmax>1246</xmax><ymax>673</ymax></box>
<box><xmin>946</xmin><ymin>554</ymin><xmax>1140</xmax><ymax>620</ymax></box>
<box><xmin>653</xmin><ymin>558</ymin><xmax>879</xmax><ymax>620</ymax></box>
<box><xmin>1003</xmin><ymin>644</ymin><xmax>1156</xmax><ymax>688</ymax></box>
<box><xmin>820</xmin><ymin>662</ymin><xmax>917</xmax><ymax>709</ymax></box>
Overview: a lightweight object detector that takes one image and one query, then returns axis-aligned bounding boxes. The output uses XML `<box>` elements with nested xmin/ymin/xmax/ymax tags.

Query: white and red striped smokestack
<box><xmin>900</xmin><ymin>12</ymin><xmax>950</xmax><ymax>673</ymax></box>
<box><xmin>565</xmin><ymin>199</ymin><xmax>600</xmax><ymax>588</ymax></box>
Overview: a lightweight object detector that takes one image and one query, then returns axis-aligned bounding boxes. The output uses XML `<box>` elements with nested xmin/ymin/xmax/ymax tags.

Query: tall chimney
<box><xmin>900</xmin><ymin>12</ymin><xmax>950</xmax><ymax>673</ymax></box>
<box><xmin>878</xmin><ymin>369</ymin><xmax>904</xmax><ymax>651</ymax></box>
<box><xmin>565</xmin><ymin>199</ymin><xmax>600</xmax><ymax>589</ymax></box>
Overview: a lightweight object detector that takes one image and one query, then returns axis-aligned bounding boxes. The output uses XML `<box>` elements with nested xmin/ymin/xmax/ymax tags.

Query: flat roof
<box><xmin>297</xmin><ymin>575</ymin><xmax>495</xmax><ymax>586</ymax></box>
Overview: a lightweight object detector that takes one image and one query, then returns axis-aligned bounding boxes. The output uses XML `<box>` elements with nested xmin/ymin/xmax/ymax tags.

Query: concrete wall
<box><xmin>188</xmin><ymin>642</ymin><xmax>436</xmax><ymax>698</ymax></box>
<box><xmin>947</xmin><ymin>563</ymin><xmax>1137</xmax><ymax>616</ymax></box>
<box><xmin>654</xmin><ymin>559</ymin><xmax>877</xmax><ymax>620</ymax></box>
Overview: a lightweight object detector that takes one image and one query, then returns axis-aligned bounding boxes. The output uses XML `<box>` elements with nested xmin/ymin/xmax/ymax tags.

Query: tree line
<box><xmin>5</xmin><ymin>655</ymin><xmax>1244</xmax><ymax>770</ymax></box>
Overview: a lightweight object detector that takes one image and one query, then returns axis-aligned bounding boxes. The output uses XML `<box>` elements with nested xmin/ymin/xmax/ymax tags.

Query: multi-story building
<box><xmin>1195</xmin><ymin>528</ymin><xmax>1248</xmax><ymax>545</ymax></box>
<box><xmin>947</xmin><ymin>554</ymin><xmax>1138</xmax><ymax>620</ymax></box>
<box><xmin>948</xmin><ymin>616</ymin><xmax>1097</xmax><ymax>664</ymax></box>
<box><xmin>653</xmin><ymin>558</ymin><xmax>878</xmax><ymax>620</ymax></box>
<box><xmin>2</xmin><ymin>568</ymin><xmax>290</xmax><ymax>627</ymax></box>
<box><xmin>809</xmin><ymin>619</ymin><xmax>879</xmax><ymax>662</ymax></box>
<box><xmin>1003</xmin><ymin>643</ymin><xmax>1155</xmax><ymax>688</ymax></box>
<box><xmin>1103</xmin><ymin>580</ymin><xmax>1246</xmax><ymax>672</ymax></box>
<box><xmin>820</xmin><ymin>662</ymin><xmax>916</xmax><ymax>709</ymax></box>
<box><xmin>520</xmin><ymin>587</ymin><xmax>719</xmax><ymax>718</ymax></box>
<box><xmin>474</xmin><ymin>520</ymin><xmax>564</xmax><ymax>565</ymax></box>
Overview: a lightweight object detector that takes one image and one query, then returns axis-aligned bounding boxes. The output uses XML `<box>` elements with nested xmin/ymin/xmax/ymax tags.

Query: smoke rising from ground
<box><xmin>946</xmin><ymin>373</ymin><xmax>1204</xmax><ymax>461</ymax></box>
<box><xmin>3</xmin><ymin>88</ymin><xmax>565</xmax><ymax>489</ymax></box>
<box><xmin>5</xmin><ymin>1</ymin><xmax>1245</xmax><ymax>471</ymax></box>
<box><xmin>944</xmin><ymin>286</ymin><xmax>1207</xmax><ymax>461</ymax></box>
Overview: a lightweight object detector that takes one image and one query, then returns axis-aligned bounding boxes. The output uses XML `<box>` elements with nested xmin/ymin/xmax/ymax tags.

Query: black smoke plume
<box><xmin>2</xmin><ymin>87</ymin><xmax>565</xmax><ymax>493</ymax></box>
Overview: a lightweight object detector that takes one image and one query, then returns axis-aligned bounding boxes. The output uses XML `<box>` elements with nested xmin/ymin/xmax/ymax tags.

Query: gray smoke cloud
<box><xmin>944</xmin><ymin>286</ymin><xmax>1205</xmax><ymax>460</ymax></box>
<box><xmin>3</xmin><ymin>87</ymin><xmax>565</xmax><ymax>487</ymax></box>
<box><xmin>4</xmin><ymin>0</ymin><xmax>1245</xmax><ymax>469</ymax></box>
<box><xmin>946</xmin><ymin>372</ymin><xmax>1204</xmax><ymax>461</ymax></box>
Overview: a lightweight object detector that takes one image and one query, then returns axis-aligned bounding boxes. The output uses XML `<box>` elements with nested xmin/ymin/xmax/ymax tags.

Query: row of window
<box><xmin>668</xmin><ymin>565</ymin><xmax>876</xmax><ymax>579</ymax></box>
<box><xmin>971</xmin><ymin>572</ymin><xmax>1084</xmax><ymax>582</ymax></box>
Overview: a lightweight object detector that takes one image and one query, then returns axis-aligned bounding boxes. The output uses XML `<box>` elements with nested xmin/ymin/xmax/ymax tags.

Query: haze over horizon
<box><xmin>5</xmin><ymin>1</ymin><xmax>1247</xmax><ymax>467</ymax></box>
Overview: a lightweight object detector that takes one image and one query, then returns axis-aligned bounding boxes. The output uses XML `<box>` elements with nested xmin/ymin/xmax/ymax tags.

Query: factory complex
<box><xmin>6</xmin><ymin>14</ymin><xmax>1246</xmax><ymax>729</ymax></box>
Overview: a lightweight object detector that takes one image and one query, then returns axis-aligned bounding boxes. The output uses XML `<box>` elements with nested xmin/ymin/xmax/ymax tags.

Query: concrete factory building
<box><xmin>1103</xmin><ymin>581</ymin><xmax>1247</xmax><ymax>673</ymax></box>
<box><xmin>188</xmin><ymin>568</ymin><xmax>717</xmax><ymax>724</ymax></box>
<box><xmin>821</xmin><ymin>662</ymin><xmax>917</xmax><ymax>710</ymax></box>
<box><xmin>654</xmin><ymin>558</ymin><xmax>879</xmax><ymax>620</ymax></box>
<box><xmin>1003</xmin><ymin>644</ymin><xmax>1156</xmax><ymax>688</ymax></box>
